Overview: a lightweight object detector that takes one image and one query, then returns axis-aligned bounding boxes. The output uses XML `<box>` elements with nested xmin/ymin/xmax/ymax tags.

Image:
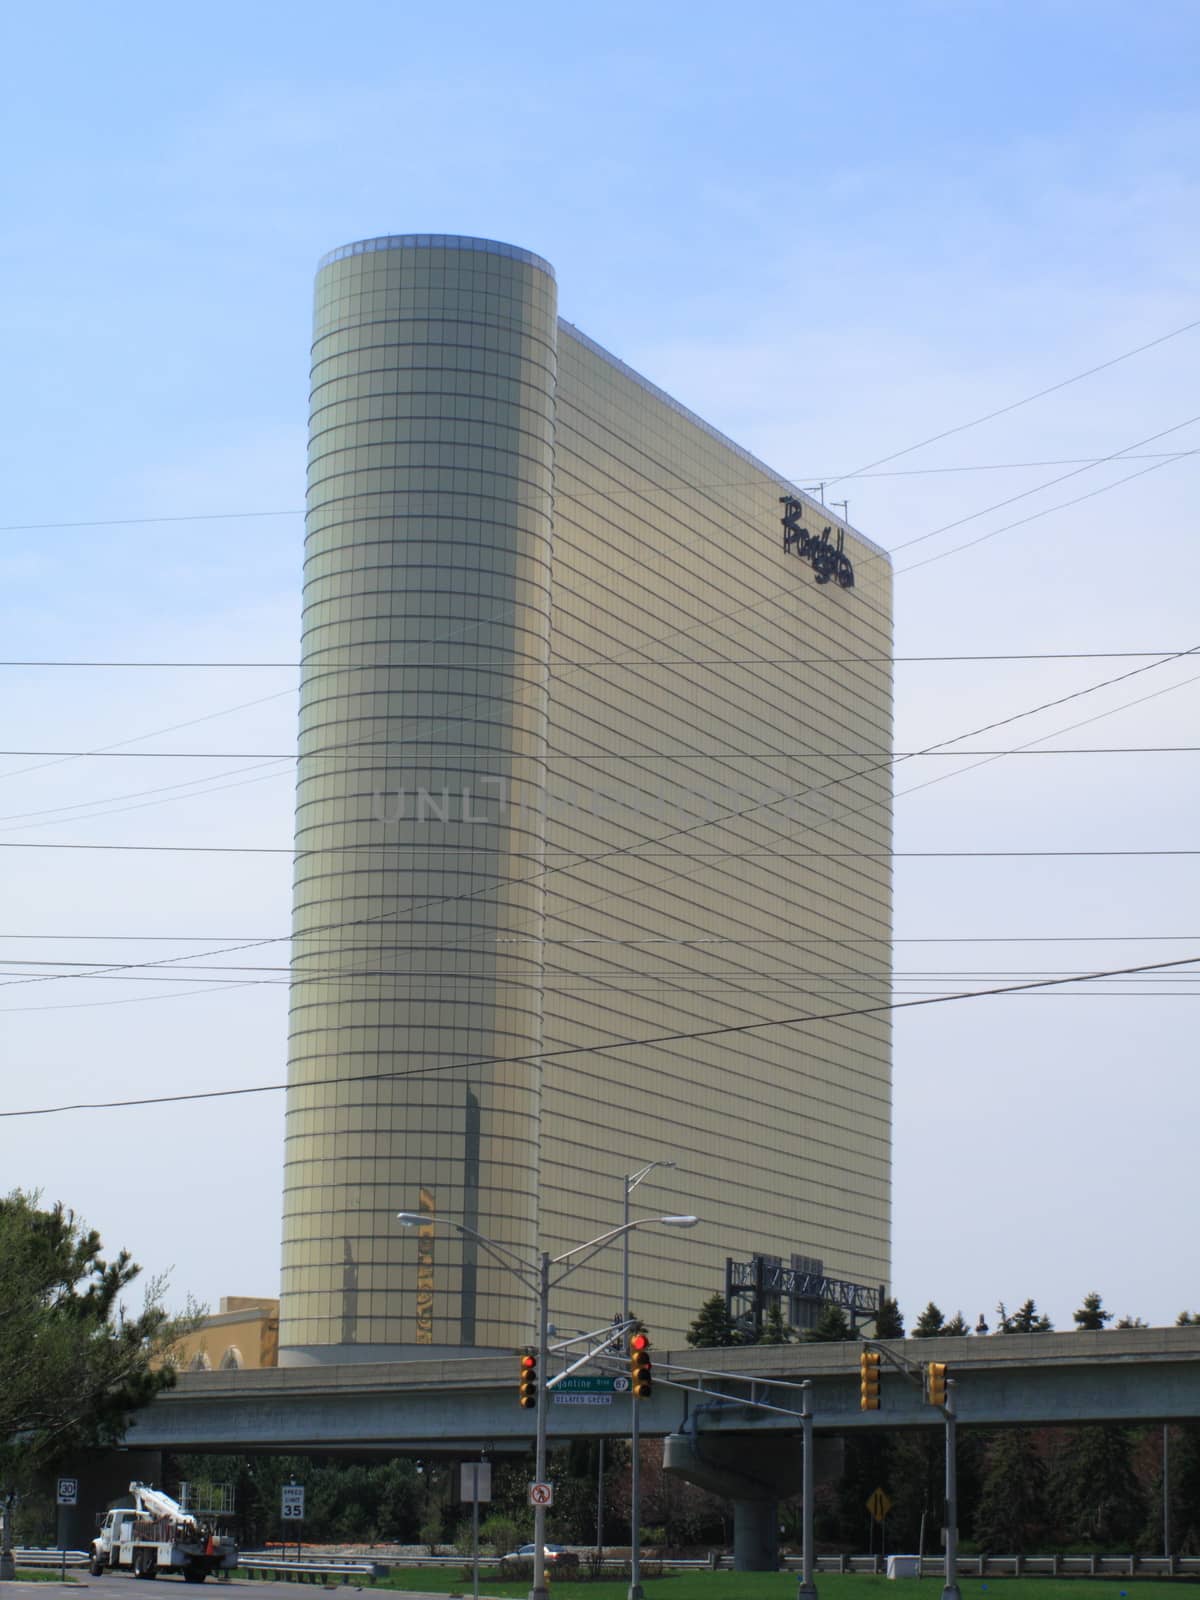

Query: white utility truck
<box><xmin>91</xmin><ymin>1482</ymin><xmax>237</xmax><ymax>1582</ymax></box>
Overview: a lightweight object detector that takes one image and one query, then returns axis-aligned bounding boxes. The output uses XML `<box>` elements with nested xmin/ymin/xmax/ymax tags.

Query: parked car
<box><xmin>500</xmin><ymin>1545</ymin><xmax>579</xmax><ymax>1568</ymax></box>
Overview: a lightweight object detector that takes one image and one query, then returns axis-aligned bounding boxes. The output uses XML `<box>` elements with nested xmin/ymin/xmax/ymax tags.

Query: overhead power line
<box><xmin>896</xmin><ymin>450</ymin><xmax>1200</xmax><ymax>576</ymax></box>
<box><xmin>2</xmin><ymin>952</ymin><xmax>1197</xmax><ymax>1117</ymax></box>
<box><xmin>3</xmin><ymin>454</ymin><xmax>1194</xmax><ymax>540</ymax></box>
<box><xmin>4</xmin><ymin>304</ymin><xmax>1196</xmax><ymax>544</ymax></box>
<box><xmin>1</xmin><ymin>744</ymin><xmax>1196</xmax><ymax>761</ymax></box>
<box><xmin>4</xmin><ymin>452</ymin><xmax>1200</xmax><ymax>540</ymax></box>
<box><xmin>7</xmin><ymin>638</ymin><xmax>1200</xmax><ymax>849</ymax></box>
<box><xmin>8</xmin><ymin>957</ymin><xmax>1200</xmax><ymax>980</ymax></box>
<box><xmin>0</xmin><ymin>650</ymin><xmax>1192</xmax><ymax>669</ymax></box>
<box><xmin>0</xmin><ymin>930</ymin><xmax>1195</xmax><ymax>946</ymax></box>
<box><xmin>822</xmin><ymin>313</ymin><xmax>1200</xmax><ymax>487</ymax></box>
<box><xmin>891</xmin><ymin>417</ymin><xmax>1200</xmax><ymax>556</ymax></box>
<box><xmin>1</xmin><ymin>638</ymin><xmax>1195</xmax><ymax>999</ymax></box>
<box><xmin>0</xmin><ymin>841</ymin><xmax>1196</xmax><ymax>859</ymax></box>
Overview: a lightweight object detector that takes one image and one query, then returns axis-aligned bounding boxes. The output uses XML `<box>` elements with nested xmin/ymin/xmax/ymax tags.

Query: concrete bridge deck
<box><xmin>131</xmin><ymin>1326</ymin><xmax>1200</xmax><ymax>1453</ymax></box>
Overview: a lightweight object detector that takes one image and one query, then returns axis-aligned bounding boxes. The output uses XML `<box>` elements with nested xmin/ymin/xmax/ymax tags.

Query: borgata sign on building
<box><xmin>780</xmin><ymin>496</ymin><xmax>855</xmax><ymax>589</ymax></box>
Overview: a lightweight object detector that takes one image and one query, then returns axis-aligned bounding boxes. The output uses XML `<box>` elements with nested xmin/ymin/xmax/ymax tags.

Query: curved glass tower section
<box><xmin>280</xmin><ymin>236</ymin><xmax>558</xmax><ymax>1362</ymax></box>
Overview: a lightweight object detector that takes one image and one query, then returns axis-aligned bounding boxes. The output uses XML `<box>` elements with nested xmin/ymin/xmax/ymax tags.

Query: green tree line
<box><xmin>5</xmin><ymin>1187</ymin><xmax>1196</xmax><ymax>1558</ymax></box>
<box><xmin>684</xmin><ymin>1286</ymin><xmax>1200</xmax><ymax>1554</ymax></box>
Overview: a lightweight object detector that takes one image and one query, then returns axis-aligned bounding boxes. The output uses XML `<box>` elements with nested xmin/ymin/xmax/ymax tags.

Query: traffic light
<box><xmin>630</xmin><ymin>1332</ymin><xmax>652</xmax><ymax>1398</ymax></box>
<box><xmin>518</xmin><ymin>1352</ymin><xmax>537</xmax><ymax>1409</ymax></box>
<box><xmin>859</xmin><ymin>1347</ymin><xmax>881</xmax><ymax>1410</ymax></box>
<box><xmin>925</xmin><ymin>1361</ymin><xmax>947</xmax><ymax>1407</ymax></box>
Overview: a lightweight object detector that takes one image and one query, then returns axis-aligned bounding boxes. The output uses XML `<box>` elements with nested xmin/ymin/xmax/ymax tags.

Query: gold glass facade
<box><xmin>280</xmin><ymin>235</ymin><xmax>892</xmax><ymax>1364</ymax></box>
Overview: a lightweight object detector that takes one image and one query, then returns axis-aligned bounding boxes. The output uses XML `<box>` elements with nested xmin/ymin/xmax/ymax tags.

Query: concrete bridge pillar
<box><xmin>664</xmin><ymin>1429</ymin><xmax>842</xmax><ymax>1571</ymax></box>
<box><xmin>732</xmin><ymin>1498</ymin><xmax>780</xmax><ymax>1571</ymax></box>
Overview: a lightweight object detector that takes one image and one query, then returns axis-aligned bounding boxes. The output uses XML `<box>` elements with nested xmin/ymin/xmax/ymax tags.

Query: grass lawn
<box><xmin>374</xmin><ymin>1575</ymin><xmax>1183</xmax><ymax>1600</ymax></box>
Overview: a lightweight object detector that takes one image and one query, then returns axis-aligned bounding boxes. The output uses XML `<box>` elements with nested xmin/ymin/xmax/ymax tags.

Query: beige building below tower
<box><xmin>280</xmin><ymin>235</ymin><xmax>893</xmax><ymax>1365</ymax></box>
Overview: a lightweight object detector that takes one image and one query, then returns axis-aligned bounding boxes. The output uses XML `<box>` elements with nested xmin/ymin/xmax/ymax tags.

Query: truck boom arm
<box><xmin>129</xmin><ymin>1483</ymin><xmax>199</xmax><ymax>1532</ymax></box>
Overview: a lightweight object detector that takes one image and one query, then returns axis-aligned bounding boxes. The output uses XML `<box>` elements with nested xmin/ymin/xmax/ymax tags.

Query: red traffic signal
<box><xmin>630</xmin><ymin>1332</ymin><xmax>652</xmax><ymax>1398</ymax></box>
<box><xmin>518</xmin><ymin>1352</ymin><xmax>537</xmax><ymax>1409</ymax></box>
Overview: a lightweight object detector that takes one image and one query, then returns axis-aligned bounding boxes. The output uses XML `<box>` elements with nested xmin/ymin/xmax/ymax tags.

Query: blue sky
<box><xmin>2</xmin><ymin>0</ymin><xmax>1199</xmax><ymax>1334</ymax></box>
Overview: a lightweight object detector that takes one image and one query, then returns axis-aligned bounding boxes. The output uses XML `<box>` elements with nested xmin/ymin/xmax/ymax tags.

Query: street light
<box><xmin>396</xmin><ymin>1210</ymin><xmax>699</xmax><ymax>1600</ymax></box>
<box><xmin>621</xmin><ymin>1161</ymin><xmax>677</xmax><ymax>1326</ymax></box>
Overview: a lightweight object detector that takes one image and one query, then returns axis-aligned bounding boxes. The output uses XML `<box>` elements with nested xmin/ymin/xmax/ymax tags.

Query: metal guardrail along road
<box><xmin>13</xmin><ymin>1548</ymin><xmax>92</xmax><ymax>1569</ymax></box>
<box><xmin>234</xmin><ymin>1549</ymin><xmax>1200</xmax><ymax>1580</ymax></box>
<box><xmin>238</xmin><ymin>1556</ymin><xmax>388</xmax><ymax>1584</ymax></box>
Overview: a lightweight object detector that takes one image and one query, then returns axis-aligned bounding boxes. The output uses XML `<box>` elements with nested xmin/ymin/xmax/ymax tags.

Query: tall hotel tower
<box><xmin>280</xmin><ymin>235</ymin><xmax>893</xmax><ymax>1364</ymax></box>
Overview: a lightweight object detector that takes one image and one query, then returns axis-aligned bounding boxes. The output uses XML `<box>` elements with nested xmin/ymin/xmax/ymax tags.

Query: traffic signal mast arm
<box><xmin>590</xmin><ymin>1354</ymin><xmax>838</xmax><ymax>1421</ymax></box>
<box><xmin>858</xmin><ymin>1339</ymin><xmax>924</xmax><ymax>1387</ymax></box>
<box><xmin>859</xmin><ymin>1340</ymin><xmax>952</xmax><ymax>1413</ymax></box>
<box><xmin>545</xmin><ymin>1319</ymin><xmax>635</xmax><ymax>1390</ymax></box>
<box><xmin>588</xmin><ymin>1344</ymin><xmax>956</xmax><ymax>1419</ymax></box>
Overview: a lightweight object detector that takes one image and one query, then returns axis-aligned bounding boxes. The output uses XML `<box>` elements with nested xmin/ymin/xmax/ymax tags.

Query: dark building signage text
<box><xmin>780</xmin><ymin>496</ymin><xmax>855</xmax><ymax>589</ymax></box>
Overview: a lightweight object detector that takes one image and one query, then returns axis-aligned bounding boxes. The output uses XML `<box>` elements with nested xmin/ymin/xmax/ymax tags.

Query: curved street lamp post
<box><xmin>396</xmin><ymin>1211</ymin><xmax>699</xmax><ymax>1600</ymax></box>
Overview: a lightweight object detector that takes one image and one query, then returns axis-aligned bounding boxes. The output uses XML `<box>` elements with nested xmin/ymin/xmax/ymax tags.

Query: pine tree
<box><xmin>912</xmin><ymin>1301</ymin><xmax>945</xmax><ymax>1337</ymax></box>
<box><xmin>760</xmin><ymin>1301</ymin><xmax>794</xmax><ymax>1344</ymax></box>
<box><xmin>835</xmin><ymin>1432</ymin><xmax>895</xmax><ymax>1546</ymax></box>
<box><xmin>0</xmin><ymin>1191</ymin><xmax>190</xmax><ymax>1481</ymax></box>
<box><xmin>873</xmin><ymin>1297</ymin><xmax>905</xmax><ymax>1339</ymax></box>
<box><xmin>942</xmin><ymin>1311</ymin><xmax>970</xmax><ymax>1336</ymax></box>
<box><xmin>888</xmin><ymin>1431</ymin><xmax>942</xmax><ymax>1551</ymax></box>
<box><xmin>1073</xmin><ymin>1291</ymin><xmax>1113</xmax><ymax>1331</ymax></box>
<box><xmin>1145</xmin><ymin>1424</ymin><xmax>1200</xmax><ymax>1554</ymax></box>
<box><xmin>973</xmin><ymin>1429</ymin><xmax>1047</xmax><ymax>1551</ymax></box>
<box><xmin>685</xmin><ymin>1292</ymin><xmax>740</xmax><ymax>1348</ymax></box>
<box><xmin>1177</xmin><ymin>1310</ymin><xmax>1200</xmax><ymax>1326</ymax></box>
<box><xmin>1049</xmin><ymin>1425</ymin><xmax>1144</xmax><ymax>1545</ymax></box>
<box><xmin>997</xmin><ymin>1298</ymin><xmax>1053</xmax><ymax>1333</ymax></box>
<box><xmin>805</xmin><ymin>1303</ymin><xmax>853</xmax><ymax>1341</ymax></box>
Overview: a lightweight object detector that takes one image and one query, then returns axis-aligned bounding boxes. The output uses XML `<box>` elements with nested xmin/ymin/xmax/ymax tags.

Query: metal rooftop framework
<box><xmin>726</xmin><ymin>1255</ymin><xmax>886</xmax><ymax>1339</ymax></box>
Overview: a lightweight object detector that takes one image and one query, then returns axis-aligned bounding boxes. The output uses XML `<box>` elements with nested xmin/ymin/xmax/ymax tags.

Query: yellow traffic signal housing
<box><xmin>925</xmin><ymin>1361</ymin><xmax>947</xmax><ymax>1407</ymax></box>
<box><xmin>518</xmin><ymin>1352</ymin><xmax>537</xmax><ymax>1409</ymax></box>
<box><xmin>859</xmin><ymin>1347</ymin><xmax>881</xmax><ymax>1410</ymax></box>
<box><xmin>630</xmin><ymin>1332</ymin><xmax>653</xmax><ymax>1398</ymax></box>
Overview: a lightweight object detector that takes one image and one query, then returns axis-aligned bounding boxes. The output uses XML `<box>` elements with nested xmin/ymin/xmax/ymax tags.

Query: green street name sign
<box><xmin>555</xmin><ymin>1376</ymin><xmax>619</xmax><ymax>1393</ymax></box>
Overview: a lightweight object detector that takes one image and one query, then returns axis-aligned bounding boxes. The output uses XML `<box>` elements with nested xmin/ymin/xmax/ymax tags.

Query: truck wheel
<box><xmin>90</xmin><ymin>1559</ymin><xmax>105</xmax><ymax>1577</ymax></box>
<box><xmin>182</xmin><ymin>1567</ymin><xmax>207</xmax><ymax>1583</ymax></box>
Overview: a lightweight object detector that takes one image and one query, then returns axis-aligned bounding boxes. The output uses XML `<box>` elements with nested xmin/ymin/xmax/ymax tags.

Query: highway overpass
<box><xmin>129</xmin><ymin>1325</ymin><xmax>1200</xmax><ymax>1454</ymax></box>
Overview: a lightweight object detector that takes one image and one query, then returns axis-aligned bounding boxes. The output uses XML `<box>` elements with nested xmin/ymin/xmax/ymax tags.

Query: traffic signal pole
<box><xmin>798</xmin><ymin>1381</ymin><xmax>817</xmax><ymax>1600</ymax></box>
<box><xmin>629</xmin><ymin>1380</ymin><xmax>643</xmax><ymax>1600</ymax></box>
<box><xmin>942</xmin><ymin>1379</ymin><xmax>960</xmax><ymax>1600</ymax></box>
<box><xmin>628</xmin><ymin>1333</ymin><xmax>652</xmax><ymax>1600</ymax></box>
<box><xmin>532</xmin><ymin>1251</ymin><xmax>550</xmax><ymax>1600</ymax></box>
